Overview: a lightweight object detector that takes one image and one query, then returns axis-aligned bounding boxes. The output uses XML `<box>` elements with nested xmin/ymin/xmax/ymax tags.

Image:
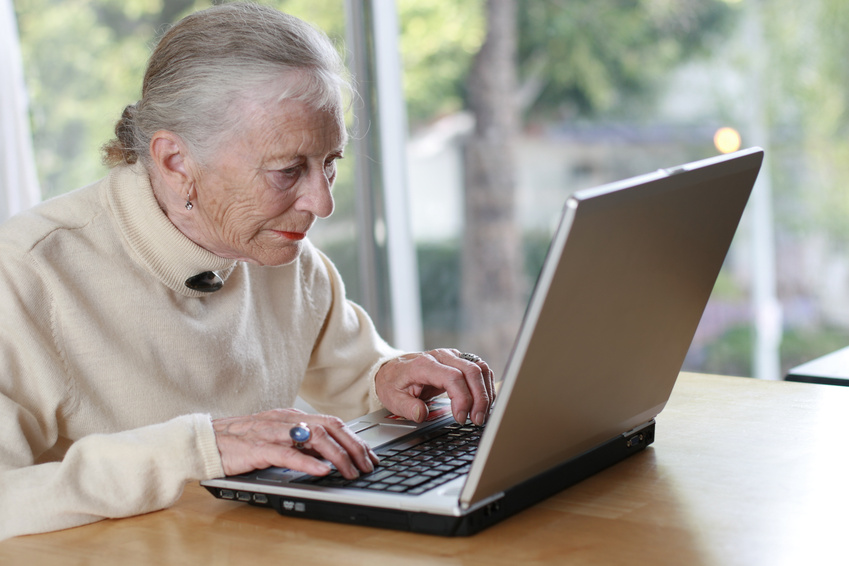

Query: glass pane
<box><xmin>400</xmin><ymin>0</ymin><xmax>849</xmax><ymax>378</ymax></box>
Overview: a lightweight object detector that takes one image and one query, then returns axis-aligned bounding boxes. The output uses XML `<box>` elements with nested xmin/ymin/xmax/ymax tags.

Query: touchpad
<box><xmin>352</xmin><ymin>423</ymin><xmax>417</xmax><ymax>448</ymax></box>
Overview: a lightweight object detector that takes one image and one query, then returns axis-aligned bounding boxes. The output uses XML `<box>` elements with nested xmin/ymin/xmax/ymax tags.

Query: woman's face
<box><xmin>190</xmin><ymin>98</ymin><xmax>346</xmax><ymax>266</ymax></box>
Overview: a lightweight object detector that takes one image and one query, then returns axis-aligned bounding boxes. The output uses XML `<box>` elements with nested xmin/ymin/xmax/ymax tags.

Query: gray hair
<box><xmin>102</xmin><ymin>2</ymin><xmax>350</xmax><ymax>168</ymax></box>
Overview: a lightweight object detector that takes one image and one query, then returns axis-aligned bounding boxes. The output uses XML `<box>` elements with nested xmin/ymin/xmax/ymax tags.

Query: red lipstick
<box><xmin>274</xmin><ymin>231</ymin><xmax>306</xmax><ymax>241</ymax></box>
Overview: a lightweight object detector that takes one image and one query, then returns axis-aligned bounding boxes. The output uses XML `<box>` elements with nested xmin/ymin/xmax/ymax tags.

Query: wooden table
<box><xmin>2</xmin><ymin>373</ymin><xmax>848</xmax><ymax>565</ymax></box>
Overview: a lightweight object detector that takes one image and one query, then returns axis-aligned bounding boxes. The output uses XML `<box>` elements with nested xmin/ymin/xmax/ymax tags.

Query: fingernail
<box><xmin>457</xmin><ymin>411</ymin><xmax>468</xmax><ymax>424</ymax></box>
<box><xmin>413</xmin><ymin>405</ymin><xmax>423</xmax><ymax>422</ymax></box>
<box><xmin>474</xmin><ymin>411</ymin><xmax>485</xmax><ymax>426</ymax></box>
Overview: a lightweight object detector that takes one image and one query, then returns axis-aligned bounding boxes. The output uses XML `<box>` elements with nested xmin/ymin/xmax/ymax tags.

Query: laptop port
<box><xmin>484</xmin><ymin>501</ymin><xmax>502</xmax><ymax>516</ymax></box>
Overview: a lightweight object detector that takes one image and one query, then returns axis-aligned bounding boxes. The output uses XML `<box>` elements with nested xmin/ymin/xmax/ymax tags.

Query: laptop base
<box><xmin>203</xmin><ymin>420</ymin><xmax>655</xmax><ymax>536</ymax></box>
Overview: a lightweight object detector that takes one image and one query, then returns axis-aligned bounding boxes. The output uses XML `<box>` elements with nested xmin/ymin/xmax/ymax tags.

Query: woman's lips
<box><xmin>273</xmin><ymin>230</ymin><xmax>306</xmax><ymax>241</ymax></box>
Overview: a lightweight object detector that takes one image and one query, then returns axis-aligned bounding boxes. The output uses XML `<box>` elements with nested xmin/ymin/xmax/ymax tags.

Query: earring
<box><xmin>185</xmin><ymin>189</ymin><xmax>193</xmax><ymax>211</ymax></box>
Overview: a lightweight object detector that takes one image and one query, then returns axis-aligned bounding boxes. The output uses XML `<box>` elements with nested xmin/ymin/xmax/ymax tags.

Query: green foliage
<box><xmin>709</xmin><ymin>269</ymin><xmax>748</xmax><ymax>301</ymax></box>
<box><xmin>415</xmin><ymin>231</ymin><xmax>556</xmax><ymax>349</ymax></box>
<box><xmin>395</xmin><ymin>0</ymin><xmax>734</xmax><ymax>126</ymax></box>
<box><xmin>522</xmin><ymin>229</ymin><xmax>554</xmax><ymax>288</ymax></box>
<box><xmin>700</xmin><ymin>324</ymin><xmax>753</xmax><ymax>377</ymax></box>
<box><xmin>417</xmin><ymin>241</ymin><xmax>462</xmax><ymax>345</ymax></box>
<box><xmin>696</xmin><ymin>321</ymin><xmax>849</xmax><ymax>379</ymax></box>
<box><xmin>762</xmin><ymin>0</ymin><xmax>849</xmax><ymax>246</ymax></box>
<box><xmin>516</xmin><ymin>0</ymin><xmax>734</xmax><ymax>120</ymax></box>
<box><xmin>397</xmin><ymin>0</ymin><xmax>485</xmax><ymax>126</ymax></box>
<box><xmin>16</xmin><ymin>0</ymin><xmax>157</xmax><ymax>197</ymax></box>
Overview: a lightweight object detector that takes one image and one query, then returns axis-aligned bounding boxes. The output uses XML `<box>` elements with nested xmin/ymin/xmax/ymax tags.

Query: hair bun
<box><xmin>103</xmin><ymin>103</ymin><xmax>139</xmax><ymax>166</ymax></box>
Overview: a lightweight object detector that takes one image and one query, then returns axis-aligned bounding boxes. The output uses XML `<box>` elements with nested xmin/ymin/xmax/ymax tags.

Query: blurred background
<box><xmin>8</xmin><ymin>0</ymin><xmax>849</xmax><ymax>379</ymax></box>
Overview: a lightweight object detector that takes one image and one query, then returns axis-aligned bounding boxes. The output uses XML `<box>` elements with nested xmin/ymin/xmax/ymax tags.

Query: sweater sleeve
<box><xmin>0</xmin><ymin>241</ymin><xmax>225</xmax><ymax>540</ymax></box>
<box><xmin>0</xmin><ymin>413</ymin><xmax>222</xmax><ymax>539</ymax></box>
<box><xmin>297</xmin><ymin>247</ymin><xmax>403</xmax><ymax>421</ymax></box>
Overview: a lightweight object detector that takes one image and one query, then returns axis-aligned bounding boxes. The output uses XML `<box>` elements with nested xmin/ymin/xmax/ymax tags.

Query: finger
<box><xmin>279</xmin><ymin>448</ymin><xmax>334</xmax><ymax>477</ymax></box>
<box><xmin>310</xmin><ymin>416</ymin><xmax>379</xmax><ymax>472</ymax></box>
<box><xmin>399</xmin><ymin>395</ymin><xmax>431</xmax><ymax>424</ymax></box>
<box><xmin>470</xmin><ymin>360</ymin><xmax>495</xmax><ymax>425</ymax></box>
<box><xmin>298</xmin><ymin>425</ymin><xmax>359</xmax><ymax>478</ymax></box>
<box><xmin>375</xmin><ymin>354</ymin><xmax>436</xmax><ymax>423</ymax></box>
<box><xmin>454</xmin><ymin>349</ymin><xmax>496</xmax><ymax>405</ymax></box>
<box><xmin>394</xmin><ymin>349</ymin><xmax>475</xmax><ymax>424</ymax></box>
<box><xmin>436</xmin><ymin>350</ymin><xmax>492</xmax><ymax>425</ymax></box>
<box><xmin>480</xmin><ymin>359</ymin><xmax>496</xmax><ymax>411</ymax></box>
<box><xmin>462</xmin><ymin>351</ymin><xmax>496</xmax><ymax>413</ymax></box>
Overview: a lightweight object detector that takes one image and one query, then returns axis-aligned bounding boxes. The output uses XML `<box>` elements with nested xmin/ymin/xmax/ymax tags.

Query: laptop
<box><xmin>202</xmin><ymin>147</ymin><xmax>764</xmax><ymax>536</ymax></box>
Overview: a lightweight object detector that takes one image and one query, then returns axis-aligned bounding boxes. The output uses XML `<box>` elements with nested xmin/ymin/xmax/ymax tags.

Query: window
<box><xmin>399</xmin><ymin>0</ymin><xmax>849</xmax><ymax>378</ymax></box>
<box><xmin>14</xmin><ymin>0</ymin><xmax>849</xmax><ymax>379</ymax></box>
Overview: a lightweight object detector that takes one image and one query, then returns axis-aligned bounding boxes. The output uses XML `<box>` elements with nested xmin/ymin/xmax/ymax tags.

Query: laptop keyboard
<box><xmin>292</xmin><ymin>422</ymin><xmax>483</xmax><ymax>495</ymax></box>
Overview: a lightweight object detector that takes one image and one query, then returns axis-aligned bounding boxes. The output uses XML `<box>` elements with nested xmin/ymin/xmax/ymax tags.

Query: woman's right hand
<box><xmin>212</xmin><ymin>408</ymin><xmax>379</xmax><ymax>479</ymax></box>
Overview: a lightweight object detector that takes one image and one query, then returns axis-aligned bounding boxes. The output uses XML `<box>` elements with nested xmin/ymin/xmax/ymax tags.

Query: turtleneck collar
<box><xmin>106</xmin><ymin>163</ymin><xmax>237</xmax><ymax>297</ymax></box>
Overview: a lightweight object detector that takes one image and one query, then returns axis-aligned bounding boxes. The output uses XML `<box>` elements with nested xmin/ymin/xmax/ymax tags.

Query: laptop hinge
<box><xmin>460</xmin><ymin>490</ymin><xmax>504</xmax><ymax>511</ymax></box>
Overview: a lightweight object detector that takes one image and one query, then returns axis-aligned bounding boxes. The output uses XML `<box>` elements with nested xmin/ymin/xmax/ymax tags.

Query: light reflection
<box><xmin>714</xmin><ymin>127</ymin><xmax>742</xmax><ymax>154</ymax></box>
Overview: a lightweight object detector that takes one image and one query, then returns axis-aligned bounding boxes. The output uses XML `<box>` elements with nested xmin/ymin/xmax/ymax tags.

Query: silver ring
<box><xmin>289</xmin><ymin>422</ymin><xmax>311</xmax><ymax>449</ymax></box>
<box><xmin>459</xmin><ymin>352</ymin><xmax>482</xmax><ymax>364</ymax></box>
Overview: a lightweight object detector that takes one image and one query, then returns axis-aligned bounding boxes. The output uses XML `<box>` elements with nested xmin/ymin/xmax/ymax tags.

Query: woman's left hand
<box><xmin>375</xmin><ymin>349</ymin><xmax>495</xmax><ymax>426</ymax></box>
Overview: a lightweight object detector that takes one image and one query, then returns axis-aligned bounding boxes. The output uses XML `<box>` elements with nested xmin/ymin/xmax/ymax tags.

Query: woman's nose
<box><xmin>297</xmin><ymin>168</ymin><xmax>335</xmax><ymax>218</ymax></box>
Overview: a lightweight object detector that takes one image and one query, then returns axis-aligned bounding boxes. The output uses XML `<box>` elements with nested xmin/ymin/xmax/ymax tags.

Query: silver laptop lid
<box><xmin>461</xmin><ymin>148</ymin><xmax>764</xmax><ymax>507</ymax></box>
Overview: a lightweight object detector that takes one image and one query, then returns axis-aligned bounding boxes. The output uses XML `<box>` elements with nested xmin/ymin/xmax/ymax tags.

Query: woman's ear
<box><xmin>149</xmin><ymin>131</ymin><xmax>193</xmax><ymax>197</ymax></box>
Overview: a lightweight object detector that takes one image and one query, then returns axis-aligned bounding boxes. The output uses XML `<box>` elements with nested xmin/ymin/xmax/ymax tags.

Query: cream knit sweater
<box><xmin>0</xmin><ymin>164</ymin><xmax>399</xmax><ymax>539</ymax></box>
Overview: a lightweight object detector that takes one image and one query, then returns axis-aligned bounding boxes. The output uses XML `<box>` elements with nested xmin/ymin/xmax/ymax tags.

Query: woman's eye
<box><xmin>325</xmin><ymin>155</ymin><xmax>342</xmax><ymax>176</ymax></box>
<box><xmin>267</xmin><ymin>167</ymin><xmax>300</xmax><ymax>190</ymax></box>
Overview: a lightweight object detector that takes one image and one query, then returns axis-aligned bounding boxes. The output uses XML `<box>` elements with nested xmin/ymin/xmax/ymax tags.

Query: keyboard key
<box><xmin>361</xmin><ymin>469</ymin><xmax>395</xmax><ymax>483</ymax></box>
<box><xmin>400</xmin><ymin>476</ymin><xmax>430</xmax><ymax>487</ymax></box>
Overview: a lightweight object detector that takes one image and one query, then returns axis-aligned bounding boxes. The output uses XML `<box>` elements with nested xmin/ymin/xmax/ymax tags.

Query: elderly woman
<box><xmin>0</xmin><ymin>2</ymin><xmax>493</xmax><ymax>539</ymax></box>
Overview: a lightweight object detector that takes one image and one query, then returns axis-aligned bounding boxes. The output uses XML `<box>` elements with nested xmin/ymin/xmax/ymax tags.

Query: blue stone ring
<box><xmin>289</xmin><ymin>422</ymin><xmax>311</xmax><ymax>449</ymax></box>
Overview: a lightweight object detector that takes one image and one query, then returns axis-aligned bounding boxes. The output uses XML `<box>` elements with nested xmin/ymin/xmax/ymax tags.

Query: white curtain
<box><xmin>0</xmin><ymin>0</ymin><xmax>40</xmax><ymax>223</ymax></box>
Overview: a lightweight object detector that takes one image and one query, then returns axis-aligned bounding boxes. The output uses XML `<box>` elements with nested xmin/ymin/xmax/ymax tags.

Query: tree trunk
<box><xmin>461</xmin><ymin>0</ymin><xmax>524</xmax><ymax>375</ymax></box>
